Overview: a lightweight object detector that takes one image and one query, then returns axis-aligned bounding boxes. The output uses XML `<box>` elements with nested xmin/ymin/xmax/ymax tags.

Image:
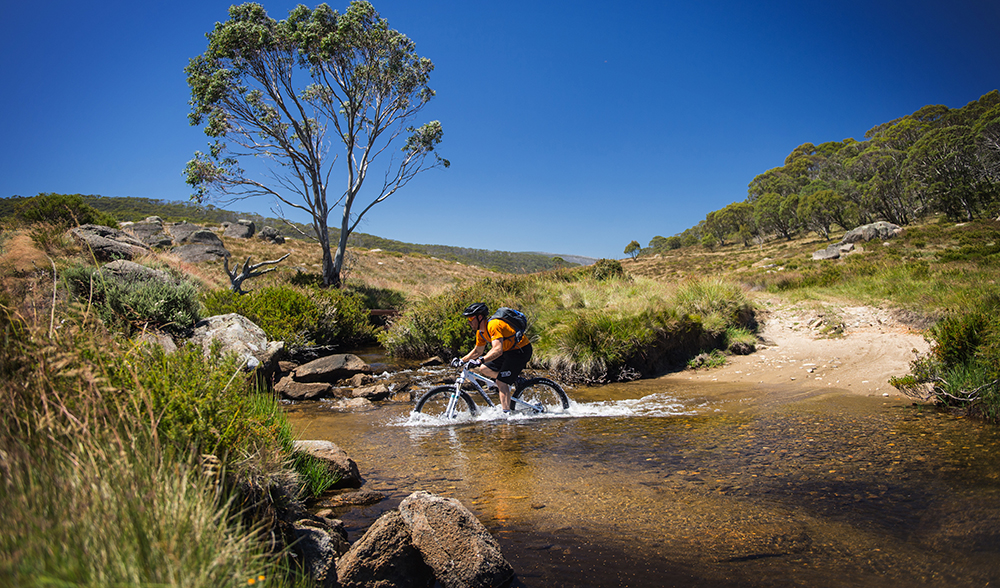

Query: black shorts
<box><xmin>485</xmin><ymin>344</ymin><xmax>532</xmax><ymax>385</ymax></box>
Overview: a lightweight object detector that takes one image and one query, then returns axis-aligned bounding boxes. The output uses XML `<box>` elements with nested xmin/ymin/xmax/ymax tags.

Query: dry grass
<box><xmin>218</xmin><ymin>235</ymin><xmax>500</xmax><ymax>298</ymax></box>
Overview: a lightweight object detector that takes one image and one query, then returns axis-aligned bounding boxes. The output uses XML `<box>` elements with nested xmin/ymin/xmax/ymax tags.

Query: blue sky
<box><xmin>2</xmin><ymin>0</ymin><xmax>998</xmax><ymax>260</ymax></box>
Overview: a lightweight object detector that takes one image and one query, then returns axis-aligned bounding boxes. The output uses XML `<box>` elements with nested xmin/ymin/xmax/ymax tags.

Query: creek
<box><xmin>284</xmin><ymin>361</ymin><xmax>1000</xmax><ymax>587</ymax></box>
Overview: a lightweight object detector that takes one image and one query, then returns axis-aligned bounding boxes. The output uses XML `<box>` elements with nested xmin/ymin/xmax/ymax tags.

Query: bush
<box><xmin>15</xmin><ymin>193</ymin><xmax>118</xmax><ymax>228</ymax></box>
<box><xmin>203</xmin><ymin>285</ymin><xmax>377</xmax><ymax>350</ymax></box>
<box><xmin>893</xmin><ymin>289</ymin><xmax>1000</xmax><ymax>422</ymax></box>
<box><xmin>591</xmin><ymin>258</ymin><xmax>627</xmax><ymax>281</ymax></box>
<box><xmin>203</xmin><ymin>286</ymin><xmax>318</xmax><ymax>348</ymax></box>
<box><xmin>62</xmin><ymin>264</ymin><xmax>201</xmax><ymax>337</ymax></box>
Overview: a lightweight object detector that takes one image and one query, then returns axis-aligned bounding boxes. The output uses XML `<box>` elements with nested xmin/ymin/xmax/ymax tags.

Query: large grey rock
<box><xmin>100</xmin><ymin>260</ymin><xmax>174</xmax><ymax>284</ymax></box>
<box><xmin>842</xmin><ymin>221</ymin><xmax>903</xmax><ymax>244</ymax></box>
<box><xmin>258</xmin><ymin>225</ymin><xmax>285</xmax><ymax>244</ymax></box>
<box><xmin>69</xmin><ymin>225</ymin><xmax>150</xmax><ymax>261</ymax></box>
<box><xmin>336</xmin><ymin>510</ymin><xmax>434</xmax><ymax>588</ymax></box>
<box><xmin>171</xmin><ymin>243</ymin><xmax>231</xmax><ymax>263</ymax></box>
<box><xmin>165</xmin><ymin>222</ymin><xmax>204</xmax><ymax>243</ymax></box>
<box><xmin>189</xmin><ymin>314</ymin><xmax>284</xmax><ymax>374</ymax></box>
<box><xmin>291</xmin><ymin>522</ymin><xmax>342</xmax><ymax>587</ymax></box>
<box><xmin>294</xmin><ymin>354</ymin><xmax>372</xmax><ymax>384</ymax></box>
<box><xmin>275</xmin><ymin>376</ymin><xmax>333</xmax><ymax>400</ymax></box>
<box><xmin>317</xmin><ymin>489</ymin><xmax>386</xmax><ymax>508</ymax></box>
<box><xmin>399</xmin><ymin>491</ymin><xmax>514</xmax><ymax>588</ymax></box>
<box><xmin>352</xmin><ymin>383</ymin><xmax>391</xmax><ymax>400</ymax></box>
<box><xmin>223</xmin><ymin>219</ymin><xmax>256</xmax><ymax>239</ymax></box>
<box><xmin>293</xmin><ymin>440</ymin><xmax>363</xmax><ymax>488</ymax></box>
<box><xmin>122</xmin><ymin>218</ymin><xmax>173</xmax><ymax>248</ymax></box>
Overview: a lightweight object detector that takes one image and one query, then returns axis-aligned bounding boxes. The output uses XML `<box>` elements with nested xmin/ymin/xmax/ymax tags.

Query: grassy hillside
<box><xmin>0</xmin><ymin>194</ymin><xmax>577</xmax><ymax>274</ymax></box>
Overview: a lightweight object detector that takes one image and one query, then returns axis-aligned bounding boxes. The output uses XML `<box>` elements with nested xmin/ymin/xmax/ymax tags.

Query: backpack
<box><xmin>490</xmin><ymin>307</ymin><xmax>528</xmax><ymax>342</ymax></box>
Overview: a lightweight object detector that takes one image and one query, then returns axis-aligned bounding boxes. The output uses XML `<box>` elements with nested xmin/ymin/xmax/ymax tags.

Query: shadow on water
<box><xmin>284</xmin><ymin>373</ymin><xmax>1000</xmax><ymax>587</ymax></box>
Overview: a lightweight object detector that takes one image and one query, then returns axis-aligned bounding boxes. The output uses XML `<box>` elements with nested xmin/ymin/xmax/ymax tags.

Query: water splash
<box><xmin>394</xmin><ymin>392</ymin><xmax>706</xmax><ymax>427</ymax></box>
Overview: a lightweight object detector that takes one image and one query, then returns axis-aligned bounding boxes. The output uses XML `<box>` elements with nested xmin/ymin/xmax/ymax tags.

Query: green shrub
<box><xmin>203</xmin><ymin>286</ymin><xmax>318</xmax><ymax>348</ymax></box>
<box><xmin>592</xmin><ymin>258</ymin><xmax>627</xmax><ymax>281</ymax></box>
<box><xmin>203</xmin><ymin>285</ymin><xmax>376</xmax><ymax>349</ymax></box>
<box><xmin>893</xmin><ymin>289</ymin><xmax>1000</xmax><ymax>422</ymax></box>
<box><xmin>62</xmin><ymin>264</ymin><xmax>201</xmax><ymax>337</ymax></box>
<box><xmin>16</xmin><ymin>192</ymin><xmax>118</xmax><ymax>228</ymax></box>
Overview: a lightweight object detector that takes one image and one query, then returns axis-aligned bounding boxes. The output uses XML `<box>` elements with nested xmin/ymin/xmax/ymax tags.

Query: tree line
<box><xmin>639</xmin><ymin>90</ymin><xmax>1000</xmax><ymax>255</ymax></box>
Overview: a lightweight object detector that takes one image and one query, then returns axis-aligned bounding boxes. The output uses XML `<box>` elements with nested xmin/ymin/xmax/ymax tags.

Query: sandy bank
<box><xmin>659</xmin><ymin>299</ymin><xmax>931</xmax><ymax>397</ymax></box>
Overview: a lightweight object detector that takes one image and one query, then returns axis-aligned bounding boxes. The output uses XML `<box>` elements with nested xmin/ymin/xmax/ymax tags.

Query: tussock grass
<box><xmin>382</xmin><ymin>269</ymin><xmax>758</xmax><ymax>384</ymax></box>
<box><xmin>0</xmin><ymin>262</ymin><xmax>329</xmax><ymax>585</ymax></box>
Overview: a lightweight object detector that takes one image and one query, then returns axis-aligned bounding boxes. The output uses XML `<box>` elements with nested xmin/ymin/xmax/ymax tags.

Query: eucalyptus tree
<box><xmin>753</xmin><ymin>192</ymin><xmax>798</xmax><ymax>241</ymax></box>
<box><xmin>797</xmin><ymin>190</ymin><xmax>850</xmax><ymax>241</ymax></box>
<box><xmin>185</xmin><ymin>2</ymin><xmax>448</xmax><ymax>287</ymax></box>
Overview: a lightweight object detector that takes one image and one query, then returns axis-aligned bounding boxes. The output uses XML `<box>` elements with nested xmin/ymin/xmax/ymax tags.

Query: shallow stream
<box><xmin>284</xmin><ymin>366</ymin><xmax>1000</xmax><ymax>587</ymax></box>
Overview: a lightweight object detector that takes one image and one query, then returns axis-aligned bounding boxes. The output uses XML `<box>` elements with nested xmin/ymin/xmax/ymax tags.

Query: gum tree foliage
<box><xmin>185</xmin><ymin>2</ymin><xmax>448</xmax><ymax>287</ymax></box>
<box><xmin>624</xmin><ymin>240</ymin><xmax>641</xmax><ymax>259</ymax></box>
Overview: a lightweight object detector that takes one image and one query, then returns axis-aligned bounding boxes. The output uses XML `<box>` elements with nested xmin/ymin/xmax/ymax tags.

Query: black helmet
<box><xmin>462</xmin><ymin>302</ymin><xmax>489</xmax><ymax>318</ymax></box>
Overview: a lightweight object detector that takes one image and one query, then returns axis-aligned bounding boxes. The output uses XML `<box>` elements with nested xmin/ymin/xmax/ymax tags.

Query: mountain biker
<box><xmin>456</xmin><ymin>302</ymin><xmax>533</xmax><ymax>413</ymax></box>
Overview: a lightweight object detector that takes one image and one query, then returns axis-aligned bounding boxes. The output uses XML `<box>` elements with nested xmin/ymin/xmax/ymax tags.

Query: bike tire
<box><xmin>414</xmin><ymin>385</ymin><xmax>478</xmax><ymax>417</ymax></box>
<box><xmin>512</xmin><ymin>377</ymin><xmax>570</xmax><ymax>414</ymax></box>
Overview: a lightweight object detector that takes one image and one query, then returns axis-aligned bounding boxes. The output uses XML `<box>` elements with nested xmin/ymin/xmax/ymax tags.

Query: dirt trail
<box><xmin>662</xmin><ymin>299</ymin><xmax>931</xmax><ymax>396</ymax></box>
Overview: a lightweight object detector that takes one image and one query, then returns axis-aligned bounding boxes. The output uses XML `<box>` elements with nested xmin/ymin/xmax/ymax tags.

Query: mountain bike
<box><xmin>413</xmin><ymin>360</ymin><xmax>570</xmax><ymax>419</ymax></box>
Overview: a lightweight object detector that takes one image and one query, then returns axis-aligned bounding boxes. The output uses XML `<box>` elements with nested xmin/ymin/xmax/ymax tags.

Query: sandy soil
<box><xmin>661</xmin><ymin>297</ymin><xmax>932</xmax><ymax>397</ymax></box>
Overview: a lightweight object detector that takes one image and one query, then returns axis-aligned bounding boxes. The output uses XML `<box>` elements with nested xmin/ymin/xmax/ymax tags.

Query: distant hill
<box><xmin>0</xmin><ymin>194</ymin><xmax>578</xmax><ymax>274</ymax></box>
<box><xmin>528</xmin><ymin>252</ymin><xmax>598</xmax><ymax>266</ymax></box>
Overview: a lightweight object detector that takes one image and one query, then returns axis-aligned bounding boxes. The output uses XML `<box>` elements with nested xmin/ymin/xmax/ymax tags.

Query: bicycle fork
<box><xmin>444</xmin><ymin>375</ymin><xmax>466</xmax><ymax>418</ymax></box>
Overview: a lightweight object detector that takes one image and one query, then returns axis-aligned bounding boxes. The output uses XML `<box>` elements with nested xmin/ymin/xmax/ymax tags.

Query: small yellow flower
<box><xmin>258</xmin><ymin>576</ymin><xmax>266</xmax><ymax>582</ymax></box>
<box><xmin>247</xmin><ymin>579</ymin><xmax>255</xmax><ymax>586</ymax></box>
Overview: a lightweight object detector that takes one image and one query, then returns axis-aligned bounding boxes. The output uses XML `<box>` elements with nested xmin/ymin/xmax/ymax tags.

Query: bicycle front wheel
<box><xmin>512</xmin><ymin>378</ymin><xmax>570</xmax><ymax>414</ymax></box>
<box><xmin>414</xmin><ymin>385</ymin><xmax>478</xmax><ymax>418</ymax></box>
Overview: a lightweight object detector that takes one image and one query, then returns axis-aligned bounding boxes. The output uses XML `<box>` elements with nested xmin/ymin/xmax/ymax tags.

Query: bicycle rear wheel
<box><xmin>414</xmin><ymin>385</ymin><xmax>477</xmax><ymax>418</ymax></box>
<box><xmin>512</xmin><ymin>377</ymin><xmax>570</xmax><ymax>414</ymax></box>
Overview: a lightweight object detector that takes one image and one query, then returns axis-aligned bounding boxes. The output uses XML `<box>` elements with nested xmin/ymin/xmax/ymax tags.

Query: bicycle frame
<box><xmin>445</xmin><ymin>362</ymin><xmax>542</xmax><ymax>418</ymax></box>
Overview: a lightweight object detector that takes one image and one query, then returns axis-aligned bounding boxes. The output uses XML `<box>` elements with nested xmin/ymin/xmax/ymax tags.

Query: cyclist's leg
<box><xmin>496</xmin><ymin>345</ymin><xmax>531</xmax><ymax>412</ymax></box>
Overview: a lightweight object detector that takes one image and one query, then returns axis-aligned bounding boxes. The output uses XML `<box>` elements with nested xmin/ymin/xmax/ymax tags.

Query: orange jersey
<box><xmin>475</xmin><ymin>318</ymin><xmax>530</xmax><ymax>352</ymax></box>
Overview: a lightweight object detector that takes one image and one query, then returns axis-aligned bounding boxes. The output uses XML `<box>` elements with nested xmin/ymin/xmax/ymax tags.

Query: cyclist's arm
<box><xmin>480</xmin><ymin>338</ymin><xmax>504</xmax><ymax>364</ymax></box>
<box><xmin>461</xmin><ymin>344</ymin><xmax>486</xmax><ymax>363</ymax></box>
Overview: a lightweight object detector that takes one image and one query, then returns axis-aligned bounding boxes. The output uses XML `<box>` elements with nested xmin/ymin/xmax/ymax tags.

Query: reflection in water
<box><xmin>284</xmin><ymin>377</ymin><xmax>1000</xmax><ymax>587</ymax></box>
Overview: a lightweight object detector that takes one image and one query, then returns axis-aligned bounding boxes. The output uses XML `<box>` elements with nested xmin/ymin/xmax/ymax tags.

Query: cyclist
<box><xmin>456</xmin><ymin>302</ymin><xmax>533</xmax><ymax>413</ymax></box>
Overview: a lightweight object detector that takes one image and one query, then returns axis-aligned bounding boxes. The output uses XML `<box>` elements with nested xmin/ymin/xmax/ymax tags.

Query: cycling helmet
<box><xmin>462</xmin><ymin>302</ymin><xmax>489</xmax><ymax>318</ymax></box>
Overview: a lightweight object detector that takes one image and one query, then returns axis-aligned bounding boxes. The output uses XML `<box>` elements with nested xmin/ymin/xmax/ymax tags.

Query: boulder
<box><xmin>842</xmin><ymin>221</ymin><xmax>903</xmax><ymax>244</ymax></box>
<box><xmin>189</xmin><ymin>314</ymin><xmax>284</xmax><ymax>377</ymax></box>
<box><xmin>317</xmin><ymin>489</ymin><xmax>386</xmax><ymax>508</ymax></box>
<box><xmin>294</xmin><ymin>354</ymin><xmax>372</xmax><ymax>384</ymax></box>
<box><xmin>165</xmin><ymin>221</ymin><xmax>204</xmax><ymax>243</ymax></box>
<box><xmin>293</xmin><ymin>440</ymin><xmax>363</xmax><ymax>488</ymax></box>
<box><xmin>68</xmin><ymin>225</ymin><xmax>149</xmax><ymax>261</ymax></box>
<box><xmin>346</xmin><ymin>373</ymin><xmax>376</xmax><ymax>387</ymax></box>
<box><xmin>258</xmin><ymin>225</ymin><xmax>286</xmax><ymax>244</ymax></box>
<box><xmin>275</xmin><ymin>376</ymin><xmax>333</xmax><ymax>400</ymax></box>
<box><xmin>290</xmin><ymin>522</ymin><xmax>341</xmax><ymax>587</ymax></box>
<box><xmin>336</xmin><ymin>510</ymin><xmax>435</xmax><ymax>588</ymax></box>
<box><xmin>812</xmin><ymin>244</ymin><xmax>842</xmax><ymax>260</ymax></box>
<box><xmin>100</xmin><ymin>260</ymin><xmax>174</xmax><ymax>284</ymax></box>
<box><xmin>223</xmin><ymin>219</ymin><xmax>256</xmax><ymax>239</ymax></box>
<box><xmin>352</xmin><ymin>383</ymin><xmax>391</xmax><ymax>401</ymax></box>
<box><xmin>399</xmin><ymin>491</ymin><xmax>514</xmax><ymax>588</ymax></box>
<box><xmin>171</xmin><ymin>243</ymin><xmax>231</xmax><ymax>263</ymax></box>
<box><xmin>122</xmin><ymin>218</ymin><xmax>174</xmax><ymax>248</ymax></box>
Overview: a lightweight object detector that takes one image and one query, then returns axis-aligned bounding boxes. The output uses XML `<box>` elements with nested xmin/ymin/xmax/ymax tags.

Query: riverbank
<box><xmin>661</xmin><ymin>298</ymin><xmax>931</xmax><ymax>397</ymax></box>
